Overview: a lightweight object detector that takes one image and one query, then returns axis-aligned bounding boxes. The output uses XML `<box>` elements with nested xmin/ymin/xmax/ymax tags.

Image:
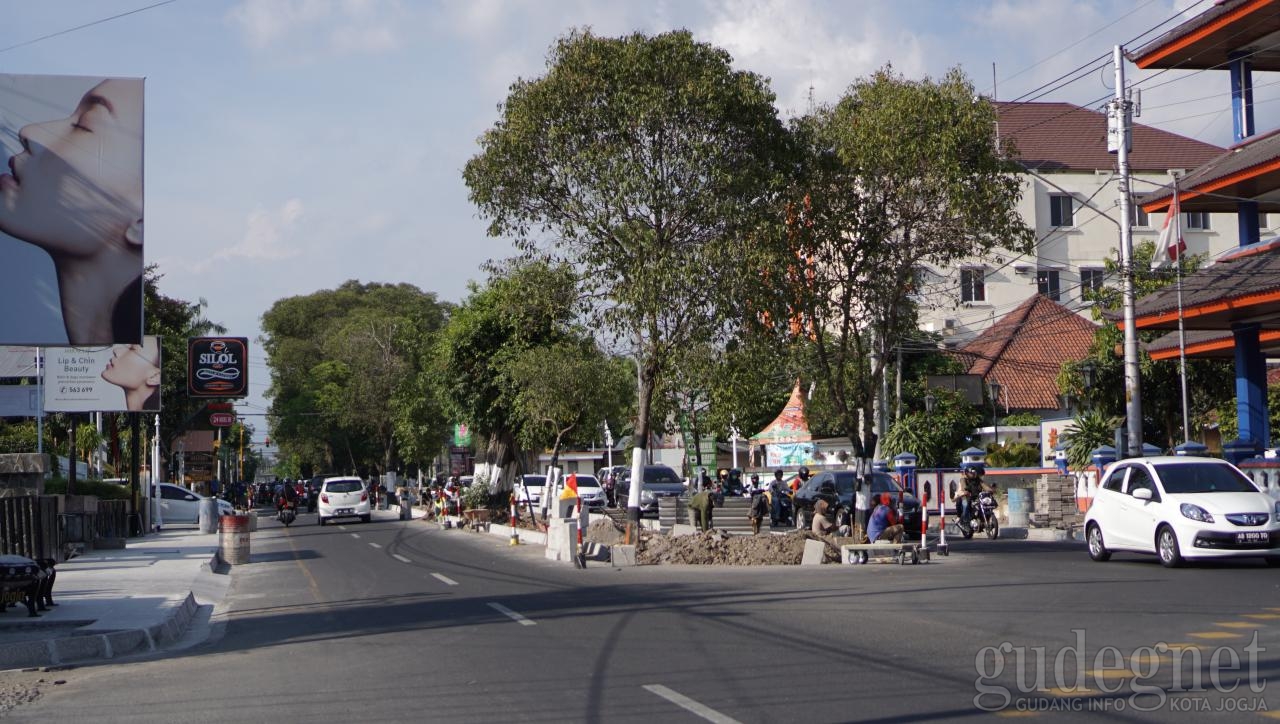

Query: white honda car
<box><xmin>1085</xmin><ymin>456</ymin><xmax>1280</xmax><ymax>567</ymax></box>
<box><xmin>317</xmin><ymin>476</ymin><xmax>371</xmax><ymax>526</ymax></box>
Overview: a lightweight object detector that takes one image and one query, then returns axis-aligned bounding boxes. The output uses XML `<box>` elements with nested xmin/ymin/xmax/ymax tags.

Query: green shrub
<box><xmin>461</xmin><ymin>484</ymin><xmax>489</xmax><ymax>511</ymax></box>
<box><xmin>43</xmin><ymin>477</ymin><xmax>134</xmax><ymax>500</ymax></box>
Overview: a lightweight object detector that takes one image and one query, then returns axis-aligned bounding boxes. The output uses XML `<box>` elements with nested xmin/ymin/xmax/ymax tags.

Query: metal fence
<box><xmin>95</xmin><ymin>499</ymin><xmax>129</xmax><ymax>540</ymax></box>
<box><xmin>0</xmin><ymin>495</ymin><xmax>61</xmax><ymax>561</ymax></box>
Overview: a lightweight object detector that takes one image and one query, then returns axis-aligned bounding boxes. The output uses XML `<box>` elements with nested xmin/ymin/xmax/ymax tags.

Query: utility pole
<box><xmin>1110</xmin><ymin>45</ymin><xmax>1143</xmax><ymax>456</ymax></box>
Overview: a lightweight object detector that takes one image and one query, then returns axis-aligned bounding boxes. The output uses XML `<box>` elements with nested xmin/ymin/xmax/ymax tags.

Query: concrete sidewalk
<box><xmin>0</xmin><ymin>525</ymin><xmax>226</xmax><ymax>670</ymax></box>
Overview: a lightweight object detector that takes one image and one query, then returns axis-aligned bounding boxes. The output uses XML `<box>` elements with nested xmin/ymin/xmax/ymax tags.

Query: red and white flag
<box><xmin>1150</xmin><ymin>191</ymin><xmax>1186</xmax><ymax>270</ymax></box>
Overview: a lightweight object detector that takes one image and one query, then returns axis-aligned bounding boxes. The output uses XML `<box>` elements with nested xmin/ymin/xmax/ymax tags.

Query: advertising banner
<box><xmin>766</xmin><ymin>442</ymin><xmax>818</xmax><ymax>468</ymax></box>
<box><xmin>0</xmin><ymin>386</ymin><xmax>40</xmax><ymax>416</ymax></box>
<box><xmin>0</xmin><ymin>346</ymin><xmax>37</xmax><ymax>378</ymax></box>
<box><xmin>0</xmin><ymin>74</ymin><xmax>145</xmax><ymax>345</ymax></box>
<box><xmin>43</xmin><ymin>336</ymin><xmax>161</xmax><ymax>412</ymax></box>
<box><xmin>188</xmin><ymin>337</ymin><xmax>248</xmax><ymax>398</ymax></box>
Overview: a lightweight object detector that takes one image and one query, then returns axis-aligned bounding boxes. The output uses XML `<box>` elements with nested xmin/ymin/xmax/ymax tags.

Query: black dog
<box><xmin>36</xmin><ymin>558</ymin><xmax>56</xmax><ymax>611</ymax></box>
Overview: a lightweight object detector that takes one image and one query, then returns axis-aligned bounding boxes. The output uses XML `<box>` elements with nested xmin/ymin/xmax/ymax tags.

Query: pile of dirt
<box><xmin>637</xmin><ymin>529</ymin><xmax>842</xmax><ymax>565</ymax></box>
<box><xmin>583</xmin><ymin>517</ymin><xmax>627</xmax><ymax>546</ymax></box>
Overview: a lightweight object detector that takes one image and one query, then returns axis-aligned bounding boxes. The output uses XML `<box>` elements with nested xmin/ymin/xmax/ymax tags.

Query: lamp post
<box><xmin>988</xmin><ymin>380</ymin><xmax>1002</xmax><ymax>450</ymax></box>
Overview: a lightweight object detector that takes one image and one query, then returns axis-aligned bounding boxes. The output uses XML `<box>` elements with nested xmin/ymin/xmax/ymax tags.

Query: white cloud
<box><xmin>700</xmin><ymin>0</ymin><xmax>926</xmax><ymax>116</ymax></box>
<box><xmin>227</xmin><ymin>0</ymin><xmax>402</xmax><ymax>55</ymax></box>
<box><xmin>197</xmin><ymin>199</ymin><xmax>305</xmax><ymax>271</ymax></box>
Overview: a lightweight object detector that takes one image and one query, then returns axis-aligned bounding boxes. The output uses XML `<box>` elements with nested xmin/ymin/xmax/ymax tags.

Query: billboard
<box><xmin>0</xmin><ymin>74</ymin><xmax>145</xmax><ymax>345</ymax></box>
<box><xmin>43</xmin><ymin>336</ymin><xmax>161</xmax><ymax>412</ymax></box>
<box><xmin>188</xmin><ymin>337</ymin><xmax>248</xmax><ymax>398</ymax></box>
<box><xmin>0</xmin><ymin>346</ymin><xmax>37</xmax><ymax>377</ymax></box>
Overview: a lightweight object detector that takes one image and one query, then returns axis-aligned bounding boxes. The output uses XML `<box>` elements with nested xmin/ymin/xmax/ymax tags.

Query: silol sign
<box><xmin>188</xmin><ymin>337</ymin><xmax>248</xmax><ymax>398</ymax></box>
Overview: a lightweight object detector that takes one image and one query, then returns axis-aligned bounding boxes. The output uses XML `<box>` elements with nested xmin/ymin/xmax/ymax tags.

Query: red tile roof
<box><xmin>996</xmin><ymin>102</ymin><xmax>1225</xmax><ymax>173</ymax></box>
<box><xmin>956</xmin><ymin>295</ymin><xmax>1098</xmax><ymax>410</ymax></box>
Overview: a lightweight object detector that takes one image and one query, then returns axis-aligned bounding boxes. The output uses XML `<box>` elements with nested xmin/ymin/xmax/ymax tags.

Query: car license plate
<box><xmin>337</xmin><ymin>508</ymin><xmax>353</xmax><ymax>515</ymax></box>
<box><xmin>1236</xmin><ymin>531</ymin><xmax>1269</xmax><ymax>543</ymax></box>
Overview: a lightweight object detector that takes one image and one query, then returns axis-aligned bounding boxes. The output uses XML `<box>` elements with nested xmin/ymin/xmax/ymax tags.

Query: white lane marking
<box><xmin>431</xmin><ymin>573</ymin><xmax>459</xmax><ymax>586</ymax></box>
<box><xmin>369</xmin><ymin>542</ymin><xmax>382</xmax><ymax>549</ymax></box>
<box><xmin>393</xmin><ymin>553</ymin><xmax>412</xmax><ymax>563</ymax></box>
<box><xmin>350</xmin><ymin>533</ymin><xmax>361</xmax><ymax>539</ymax></box>
<box><xmin>338</xmin><ymin>525</ymin><xmax>347</xmax><ymax>531</ymax></box>
<box><xmin>487</xmin><ymin>602</ymin><xmax>535</xmax><ymax>626</ymax></box>
<box><xmin>643</xmin><ymin>685</ymin><xmax>742</xmax><ymax>724</ymax></box>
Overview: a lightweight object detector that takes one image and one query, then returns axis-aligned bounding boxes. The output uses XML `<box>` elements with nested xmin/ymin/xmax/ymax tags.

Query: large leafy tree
<box><xmin>1060</xmin><ymin>239</ymin><xmax>1234</xmax><ymax>450</ymax></box>
<box><xmin>261</xmin><ymin>281</ymin><xmax>447</xmax><ymax>477</ymax></box>
<box><xmin>463</xmin><ymin>29</ymin><xmax>788</xmax><ymax>527</ymax></box>
<box><xmin>772</xmin><ymin>67</ymin><xmax>1034</xmax><ymax>464</ymax></box>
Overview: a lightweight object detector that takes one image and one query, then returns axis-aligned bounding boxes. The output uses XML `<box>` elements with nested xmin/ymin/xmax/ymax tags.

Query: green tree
<box><xmin>1062</xmin><ymin>409</ymin><xmax>1124</xmax><ymax>471</ymax></box>
<box><xmin>464</xmin><ymin>30</ymin><xmax>788</xmax><ymax>523</ymax></box>
<box><xmin>879</xmin><ymin>387</ymin><xmax>981</xmax><ymax>468</ymax></box>
<box><xmin>432</xmin><ymin>262</ymin><xmax>581</xmax><ymax>488</ymax></box>
<box><xmin>261</xmin><ymin>281</ymin><xmax>447</xmax><ymax>477</ymax></box>
<box><xmin>773</xmin><ymin>67</ymin><xmax>1033</xmax><ymax>463</ymax></box>
<box><xmin>1061</xmin><ymin>240</ymin><xmax>1234</xmax><ymax>450</ymax></box>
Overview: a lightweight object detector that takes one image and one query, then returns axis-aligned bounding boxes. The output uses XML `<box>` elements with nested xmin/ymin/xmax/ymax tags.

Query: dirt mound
<box><xmin>637</xmin><ymin>529</ymin><xmax>842</xmax><ymax>565</ymax></box>
<box><xmin>583</xmin><ymin>517</ymin><xmax>627</xmax><ymax>546</ymax></box>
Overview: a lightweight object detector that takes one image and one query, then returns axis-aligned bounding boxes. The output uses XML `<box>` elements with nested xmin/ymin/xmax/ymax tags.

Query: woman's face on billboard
<box><xmin>102</xmin><ymin>338</ymin><xmax>160</xmax><ymax>391</ymax></box>
<box><xmin>0</xmin><ymin>78</ymin><xmax>143</xmax><ymax>256</ymax></box>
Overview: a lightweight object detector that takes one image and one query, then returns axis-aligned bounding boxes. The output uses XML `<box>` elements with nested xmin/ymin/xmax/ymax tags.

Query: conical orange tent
<box><xmin>750</xmin><ymin>382</ymin><xmax>813</xmax><ymax>445</ymax></box>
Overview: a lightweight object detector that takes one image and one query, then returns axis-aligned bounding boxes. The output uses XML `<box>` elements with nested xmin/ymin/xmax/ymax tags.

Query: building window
<box><xmin>1184</xmin><ymin>212</ymin><xmax>1211</xmax><ymax>230</ymax></box>
<box><xmin>1081</xmin><ymin>268</ymin><xmax>1105</xmax><ymax>296</ymax></box>
<box><xmin>1037</xmin><ymin>269</ymin><xmax>1061</xmax><ymax>301</ymax></box>
<box><xmin>960</xmin><ymin>268</ymin><xmax>985</xmax><ymax>303</ymax></box>
<box><xmin>1050</xmin><ymin>194</ymin><xmax>1074</xmax><ymax>227</ymax></box>
<box><xmin>1130</xmin><ymin>205</ymin><xmax>1150</xmax><ymax>228</ymax></box>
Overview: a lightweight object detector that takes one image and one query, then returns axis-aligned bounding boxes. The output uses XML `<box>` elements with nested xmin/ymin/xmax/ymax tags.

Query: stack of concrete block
<box><xmin>1034</xmin><ymin>474</ymin><xmax>1081</xmax><ymax>529</ymax></box>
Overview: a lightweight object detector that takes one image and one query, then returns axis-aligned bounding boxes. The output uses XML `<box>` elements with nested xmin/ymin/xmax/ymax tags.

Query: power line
<box><xmin>0</xmin><ymin>0</ymin><xmax>182</xmax><ymax>56</ymax></box>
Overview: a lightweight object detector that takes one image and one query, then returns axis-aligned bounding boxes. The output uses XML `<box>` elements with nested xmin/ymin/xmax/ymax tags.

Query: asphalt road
<box><xmin>8</xmin><ymin>514</ymin><xmax>1280</xmax><ymax>723</ymax></box>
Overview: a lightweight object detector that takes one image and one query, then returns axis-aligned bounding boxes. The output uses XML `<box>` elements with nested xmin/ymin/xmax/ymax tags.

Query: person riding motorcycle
<box><xmin>954</xmin><ymin>465</ymin><xmax>986</xmax><ymax>524</ymax></box>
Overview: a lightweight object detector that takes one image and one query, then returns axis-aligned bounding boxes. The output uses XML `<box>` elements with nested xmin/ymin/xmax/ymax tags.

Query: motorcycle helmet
<box><xmin>799</xmin><ymin>466</ymin><xmax>810</xmax><ymax>480</ymax></box>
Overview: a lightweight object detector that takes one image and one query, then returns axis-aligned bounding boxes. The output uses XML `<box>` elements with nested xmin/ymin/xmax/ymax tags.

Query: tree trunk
<box><xmin>626</xmin><ymin>352</ymin><xmax>659</xmax><ymax>537</ymax></box>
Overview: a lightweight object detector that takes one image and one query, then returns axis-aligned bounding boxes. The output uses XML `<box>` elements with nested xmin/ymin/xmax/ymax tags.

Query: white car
<box><xmin>1085</xmin><ymin>456</ymin><xmax>1280</xmax><ymax>568</ymax></box>
<box><xmin>153</xmin><ymin>483</ymin><xmax>234</xmax><ymax>523</ymax></box>
<box><xmin>517</xmin><ymin>474</ymin><xmax>546</xmax><ymax>507</ymax></box>
<box><xmin>317</xmin><ymin>476</ymin><xmax>372</xmax><ymax>526</ymax></box>
<box><xmin>573</xmin><ymin>474</ymin><xmax>606</xmax><ymax>510</ymax></box>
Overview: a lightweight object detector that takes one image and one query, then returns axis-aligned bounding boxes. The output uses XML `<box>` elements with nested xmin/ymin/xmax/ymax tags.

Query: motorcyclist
<box><xmin>954</xmin><ymin>465</ymin><xmax>985</xmax><ymax>524</ymax></box>
<box><xmin>790</xmin><ymin>466</ymin><xmax>810</xmax><ymax>493</ymax></box>
<box><xmin>277</xmin><ymin>479</ymin><xmax>298</xmax><ymax>514</ymax></box>
<box><xmin>769</xmin><ymin>469</ymin><xmax>788</xmax><ymax>525</ymax></box>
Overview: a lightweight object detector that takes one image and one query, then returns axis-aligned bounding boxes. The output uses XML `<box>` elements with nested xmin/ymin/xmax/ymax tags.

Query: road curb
<box><xmin>0</xmin><ymin>547</ymin><xmax>216</xmax><ymax>671</ymax></box>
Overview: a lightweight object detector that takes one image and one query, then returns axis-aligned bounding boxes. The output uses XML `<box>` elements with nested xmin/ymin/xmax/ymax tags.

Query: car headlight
<box><xmin>1180</xmin><ymin>503</ymin><xmax>1214</xmax><ymax>523</ymax></box>
<box><xmin>641</xmin><ymin>491</ymin><xmax>655</xmax><ymax>503</ymax></box>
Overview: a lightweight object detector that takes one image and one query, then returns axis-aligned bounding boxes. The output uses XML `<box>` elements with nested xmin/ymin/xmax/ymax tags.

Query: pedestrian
<box><xmin>748</xmin><ymin>489</ymin><xmax>770</xmax><ymax>535</ymax></box>
<box><xmin>688</xmin><ymin>487</ymin><xmax>716</xmax><ymax>532</ymax></box>
<box><xmin>811</xmin><ymin>481</ymin><xmax>838</xmax><ymax>535</ymax></box>
<box><xmin>854</xmin><ymin>476</ymin><xmax>871</xmax><ymax>542</ymax></box>
<box><xmin>867</xmin><ymin>493</ymin><xmax>905</xmax><ymax>543</ymax></box>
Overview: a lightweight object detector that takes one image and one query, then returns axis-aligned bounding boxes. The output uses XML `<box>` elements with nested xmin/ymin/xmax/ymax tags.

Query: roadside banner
<box><xmin>43</xmin><ymin>336</ymin><xmax>161</xmax><ymax>412</ymax></box>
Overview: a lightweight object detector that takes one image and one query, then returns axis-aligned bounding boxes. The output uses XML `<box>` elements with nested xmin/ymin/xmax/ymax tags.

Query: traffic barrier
<box><xmin>219</xmin><ymin>514</ymin><xmax>250</xmax><ymax>565</ymax></box>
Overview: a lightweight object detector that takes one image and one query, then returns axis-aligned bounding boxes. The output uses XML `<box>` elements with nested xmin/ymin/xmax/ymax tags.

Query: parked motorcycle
<box><xmin>955</xmin><ymin>489</ymin><xmax>999</xmax><ymax>539</ymax></box>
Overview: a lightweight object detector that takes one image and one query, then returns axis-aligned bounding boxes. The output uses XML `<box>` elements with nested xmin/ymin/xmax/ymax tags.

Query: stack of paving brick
<box><xmin>1034</xmin><ymin>474</ymin><xmax>1080</xmax><ymax>529</ymax></box>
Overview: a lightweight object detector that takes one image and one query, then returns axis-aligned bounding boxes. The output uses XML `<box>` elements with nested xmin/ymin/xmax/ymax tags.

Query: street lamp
<box><xmin>988</xmin><ymin>380</ymin><xmax>1002</xmax><ymax>450</ymax></box>
<box><xmin>1079</xmin><ymin>360</ymin><xmax>1096</xmax><ymax>408</ymax></box>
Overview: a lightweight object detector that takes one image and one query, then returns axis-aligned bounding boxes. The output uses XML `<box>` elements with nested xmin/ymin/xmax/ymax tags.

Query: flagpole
<box><xmin>1173</xmin><ymin>175</ymin><xmax>1192</xmax><ymax>444</ymax></box>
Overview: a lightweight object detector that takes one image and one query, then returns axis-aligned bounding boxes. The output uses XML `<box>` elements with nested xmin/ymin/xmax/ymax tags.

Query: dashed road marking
<box><xmin>1244</xmin><ymin>614</ymin><xmax>1280</xmax><ymax>620</ymax></box>
<box><xmin>431</xmin><ymin>573</ymin><xmax>459</xmax><ymax>586</ymax></box>
<box><xmin>350</xmin><ymin>533</ymin><xmax>361</xmax><ymax>539</ymax></box>
<box><xmin>1212</xmin><ymin>621</ymin><xmax>1257</xmax><ymax>629</ymax></box>
<box><xmin>488</xmin><ymin>602</ymin><xmax>535</xmax><ymax>626</ymax></box>
<box><xmin>369</xmin><ymin>542</ymin><xmax>382</xmax><ymax>549</ymax></box>
<box><xmin>643</xmin><ymin>684</ymin><xmax>741</xmax><ymax>724</ymax></box>
<box><xmin>338</xmin><ymin>525</ymin><xmax>347</xmax><ymax>531</ymax></box>
<box><xmin>1039</xmin><ymin>686</ymin><xmax>1096</xmax><ymax>698</ymax></box>
<box><xmin>1187</xmin><ymin>631</ymin><xmax>1242</xmax><ymax>640</ymax></box>
<box><xmin>393</xmin><ymin>553</ymin><xmax>412</xmax><ymax>563</ymax></box>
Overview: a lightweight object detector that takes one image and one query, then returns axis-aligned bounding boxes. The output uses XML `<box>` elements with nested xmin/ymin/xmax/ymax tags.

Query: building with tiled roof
<box><xmin>954</xmin><ymin>295</ymin><xmax>1098</xmax><ymax>414</ymax></box>
<box><xmin>915</xmin><ymin>101</ymin><xmax>1263</xmax><ymax>347</ymax></box>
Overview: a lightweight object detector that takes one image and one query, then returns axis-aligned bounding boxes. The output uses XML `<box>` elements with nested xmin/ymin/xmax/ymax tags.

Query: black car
<box><xmin>616</xmin><ymin>465</ymin><xmax>685</xmax><ymax>517</ymax></box>
<box><xmin>793</xmin><ymin>471</ymin><xmax>922</xmax><ymax>533</ymax></box>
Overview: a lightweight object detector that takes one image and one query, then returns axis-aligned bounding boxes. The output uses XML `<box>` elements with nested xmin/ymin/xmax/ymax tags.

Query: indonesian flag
<box><xmin>1150</xmin><ymin>192</ymin><xmax>1186</xmax><ymax>270</ymax></box>
<box><xmin>560</xmin><ymin>472</ymin><xmax>578</xmax><ymax>500</ymax></box>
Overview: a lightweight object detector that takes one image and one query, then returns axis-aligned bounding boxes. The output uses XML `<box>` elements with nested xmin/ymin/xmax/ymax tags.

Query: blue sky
<box><xmin>0</xmin><ymin>0</ymin><xmax>1261</xmax><ymax>437</ymax></box>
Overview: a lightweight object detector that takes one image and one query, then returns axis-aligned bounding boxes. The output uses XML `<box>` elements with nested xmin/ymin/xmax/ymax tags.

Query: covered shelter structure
<box><xmin>1129</xmin><ymin>0</ymin><xmax>1280</xmax><ymax>455</ymax></box>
